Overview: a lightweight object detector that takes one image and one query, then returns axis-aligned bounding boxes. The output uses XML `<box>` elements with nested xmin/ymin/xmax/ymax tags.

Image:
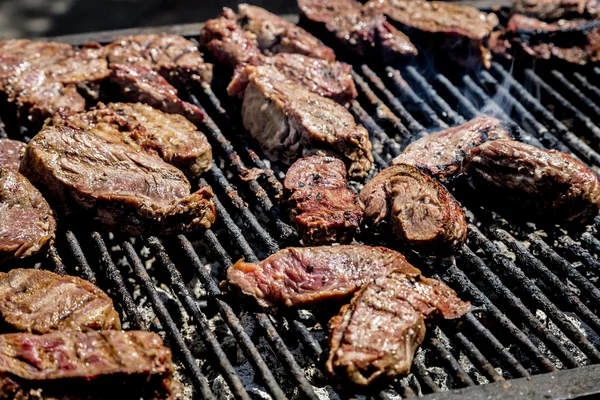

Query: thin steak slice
<box><xmin>229</xmin><ymin>64</ymin><xmax>373</xmax><ymax>179</ymax></box>
<box><xmin>0</xmin><ymin>169</ymin><xmax>56</xmax><ymax>261</ymax></box>
<box><xmin>0</xmin><ymin>269</ymin><xmax>120</xmax><ymax>333</ymax></box>
<box><xmin>360</xmin><ymin>164</ymin><xmax>467</xmax><ymax>253</ymax></box>
<box><xmin>366</xmin><ymin>0</ymin><xmax>499</xmax><ymax>68</ymax></box>
<box><xmin>0</xmin><ymin>330</ymin><xmax>182</xmax><ymax>400</ymax></box>
<box><xmin>392</xmin><ymin>116</ymin><xmax>517</xmax><ymax>182</ymax></box>
<box><xmin>284</xmin><ymin>155</ymin><xmax>363</xmax><ymax>245</ymax></box>
<box><xmin>51</xmin><ymin>102</ymin><xmax>212</xmax><ymax>179</ymax></box>
<box><xmin>298</xmin><ymin>0</ymin><xmax>418</xmax><ymax>62</ymax></box>
<box><xmin>227</xmin><ymin>245</ymin><xmax>420</xmax><ymax>308</ymax></box>
<box><xmin>464</xmin><ymin>140</ymin><xmax>600</xmax><ymax>225</ymax></box>
<box><xmin>20</xmin><ymin>125</ymin><xmax>216</xmax><ymax>236</ymax></box>
<box><xmin>327</xmin><ymin>271</ymin><xmax>470</xmax><ymax>386</ymax></box>
<box><xmin>512</xmin><ymin>0</ymin><xmax>600</xmax><ymax>21</ymax></box>
<box><xmin>0</xmin><ymin>140</ymin><xmax>25</xmax><ymax>171</ymax></box>
<box><xmin>237</xmin><ymin>4</ymin><xmax>335</xmax><ymax>61</ymax></box>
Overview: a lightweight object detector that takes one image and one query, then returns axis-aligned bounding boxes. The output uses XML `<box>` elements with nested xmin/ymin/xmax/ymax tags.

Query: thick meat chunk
<box><xmin>366</xmin><ymin>0</ymin><xmax>499</xmax><ymax>68</ymax></box>
<box><xmin>464</xmin><ymin>140</ymin><xmax>600</xmax><ymax>225</ymax></box>
<box><xmin>284</xmin><ymin>155</ymin><xmax>363</xmax><ymax>245</ymax></box>
<box><xmin>298</xmin><ymin>0</ymin><xmax>418</xmax><ymax>62</ymax></box>
<box><xmin>360</xmin><ymin>164</ymin><xmax>466</xmax><ymax>253</ymax></box>
<box><xmin>20</xmin><ymin>126</ymin><xmax>215</xmax><ymax>236</ymax></box>
<box><xmin>327</xmin><ymin>271</ymin><xmax>470</xmax><ymax>386</ymax></box>
<box><xmin>0</xmin><ymin>330</ymin><xmax>182</xmax><ymax>400</ymax></box>
<box><xmin>393</xmin><ymin>116</ymin><xmax>517</xmax><ymax>182</ymax></box>
<box><xmin>0</xmin><ymin>140</ymin><xmax>25</xmax><ymax>171</ymax></box>
<box><xmin>229</xmin><ymin>64</ymin><xmax>373</xmax><ymax>178</ymax></box>
<box><xmin>512</xmin><ymin>0</ymin><xmax>600</xmax><ymax>21</ymax></box>
<box><xmin>51</xmin><ymin>102</ymin><xmax>212</xmax><ymax>179</ymax></box>
<box><xmin>238</xmin><ymin>4</ymin><xmax>335</xmax><ymax>61</ymax></box>
<box><xmin>200</xmin><ymin>8</ymin><xmax>262</xmax><ymax>68</ymax></box>
<box><xmin>105</xmin><ymin>33</ymin><xmax>213</xmax><ymax>86</ymax></box>
<box><xmin>0</xmin><ymin>169</ymin><xmax>56</xmax><ymax>261</ymax></box>
<box><xmin>227</xmin><ymin>245</ymin><xmax>420</xmax><ymax>308</ymax></box>
<box><xmin>0</xmin><ymin>269</ymin><xmax>120</xmax><ymax>333</ymax></box>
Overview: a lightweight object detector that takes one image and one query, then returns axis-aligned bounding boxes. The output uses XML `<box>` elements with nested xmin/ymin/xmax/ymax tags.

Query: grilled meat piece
<box><xmin>229</xmin><ymin>64</ymin><xmax>373</xmax><ymax>178</ymax></box>
<box><xmin>51</xmin><ymin>102</ymin><xmax>212</xmax><ymax>179</ymax></box>
<box><xmin>327</xmin><ymin>271</ymin><xmax>470</xmax><ymax>386</ymax></box>
<box><xmin>200</xmin><ymin>8</ymin><xmax>263</xmax><ymax>68</ymax></box>
<box><xmin>229</xmin><ymin>53</ymin><xmax>357</xmax><ymax>104</ymax></box>
<box><xmin>464</xmin><ymin>140</ymin><xmax>600</xmax><ymax>225</ymax></box>
<box><xmin>0</xmin><ymin>330</ymin><xmax>182</xmax><ymax>400</ymax></box>
<box><xmin>20</xmin><ymin>125</ymin><xmax>216</xmax><ymax>236</ymax></box>
<box><xmin>360</xmin><ymin>164</ymin><xmax>466</xmax><ymax>253</ymax></box>
<box><xmin>490</xmin><ymin>14</ymin><xmax>600</xmax><ymax>65</ymax></box>
<box><xmin>109</xmin><ymin>63</ymin><xmax>205</xmax><ymax>124</ymax></box>
<box><xmin>0</xmin><ymin>269</ymin><xmax>120</xmax><ymax>333</ymax></box>
<box><xmin>105</xmin><ymin>33</ymin><xmax>213</xmax><ymax>86</ymax></box>
<box><xmin>366</xmin><ymin>0</ymin><xmax>499</xmax><ymax>68</ymax></box>
<box><xmin>0</xmin><ymin>140</ymin><xmax>25</xmax><ymax>172</ymax></box>
<box><xmin>0</xmin><ymin>169</ymin><xmax>56</xmax><ymax>261</ymax></box>
<box><xmin>284</xmin><ymin>155</ymin><xmax>363</xmax><ymax>245</ymax></box>
<box><xmin>227</xmin><ymin>245</ymin><xmax>420</xmax><ymax>308</ymax></box>
<box><xmin>238</xmin><ymin>4</ymin><xmax>335</xmax><ymax>61</ymax></box>
<box><xmin>393</xmin><ymin>117</ymin><xmax>517</xmax><ymax>182</ymax></box>
<box><xmin>513</xmin><ymin>0</ymin><xmax>600</xmax><ymax>21</ymax></box>
<box><xmin>298</xmin><ymin>0</ymin><xmax>418</xmax><ymax>62</ymax></box>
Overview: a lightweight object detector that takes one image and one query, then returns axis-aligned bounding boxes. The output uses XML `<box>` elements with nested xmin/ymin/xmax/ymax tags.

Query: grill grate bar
<box><xmin>413</xmin><ymin>359</ymin><xmax>443</xmax><ymax>393</ymax></box>
<box><xmin>452</xmin><ymin>330</ymin><xmax>504</xmax><ymax>382</ymax></box>
<box><xmin>430</xmin><ymin>337</ymin><xmax>476</xmax><ymax>387</ymax></box>
<box><xmin>557</xmin><ymin>235</ymin><xmax>600</xmax><ymax>277</ymax></box>
<box><xmin>350</xmin><ymin>100</ymin><xmax>401</xmax><ymax>160</ymax></box>
<box><xmin>573</xmin><ymin>72</ymin><xmax>600</xmax><ymax>106</ymax></box>
<box><xmin>550</xmin><ymin>70</ymin><xmax>600</xmax><ymax>123</ymax></box>
<box><xmin>460</xmin><ymin>75</ymin><xmax>512</xmax><ymax>121</ymax></box>
<box><xmin>64</xmin><ymin>230</ymin><xmax>97</xmax><ymax>283</ymax></box>
<box><xmin>433</xmin><ymin>74</ymin><xmax>479</xmax><ymax>120</ymax></box>
<box><xmin>47</xmin><ymin>245</ymin><xmax>67</xmax><ymax>275</ymax></box>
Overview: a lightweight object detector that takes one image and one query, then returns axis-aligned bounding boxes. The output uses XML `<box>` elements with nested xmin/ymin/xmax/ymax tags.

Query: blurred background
<box><xmin>0</xmin><ymin>0</ymin><xmax>297</xmax><ymax>39</ymax></box>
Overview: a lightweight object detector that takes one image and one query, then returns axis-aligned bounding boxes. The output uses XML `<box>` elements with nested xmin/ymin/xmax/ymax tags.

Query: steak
<box><xmin>51</xmin><ymin>102</ymin><xmax>212</xmax><ymax>179</ymax></box>
<box><xmin>237</xmin><ymin>4</ymin><xmax>335</xmax><ymax>62</ymax></box>
<box><xmin>366</xmin><ymin>0</ymin><xmax>499</xmax><ymax>68</ymax></box>
<box><xmin>360</xmin><ymin>164</ymin><xmax>467</xmax><ymax>254</ymax></box>
<box><xmin>392</xmin><ymin>116</ymin><xmax>517</xmax><ymax>182</ymax></box>
<box><xmin>20</xmin><ymin>125</ymin><xmax>216</xmax><ymax>236</ymax></box>
<box><xmin>105</xmin><ymin>33</ymin><xmax>213</xmax><ymax>87</ymax></box>
<box><xmin>227</xmin><ymin>245</ymin><xmax>420</xmax><ymax>308</ymax></box>
<box><xmin>512</xmin><ymin>0</ymin><xmax>600</xmax><ymax>21</ymax></box>
<box><xmin>297</xmin><ymin>0</ymin><xmax>418</xmax><ymax>62</ymax></box>
<box><xmin>0</xmin><ymin>169</ymin><xmax>56</xmax><ymax>261</ymax></box>
<box><xmin>327</xmin><ymin>271</ymin><xmax>470</xmax><ymax>386</ymax></box>
<box><xmin>0</xmin><ymin>269</ymin><xmax>120</xmax><ymax>333</ymax></box>
<box><xmin>0</xmin><ymin>330</ymin><xmax>182</xmax><ymax>400</ymax></box>
<box><xmin>464</xmin><ymin>140</ymin><xmax>600</xmax><ymax>225</ymax></box>
<box><xmin>490</xmin><ymin>14</ymin><xmax>600</xmax><ymax>65</ymax></box>
<box><xmin>228</xmin><ymin>53</ymin><xmax>357</xmax><ymax>104</ymax></box>
<box><xmin>0</xmin><ymin>140</ymin><xmax>25</xmax><ymax>172</ymax></box>
<box><xmin>284</xmin><ymin>155</ymin><xmax>363</xmax><ymax>245</ymax></box>
<box><xmin>228</xmin><ymin>64</ymin><xmax>373</xmax><ymax>179</ymax></box>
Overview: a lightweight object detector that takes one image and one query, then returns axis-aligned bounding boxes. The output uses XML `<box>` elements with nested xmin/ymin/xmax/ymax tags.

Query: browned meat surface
<box><xmin>238</xmin><ymin>4</ymin><xmax>335</xmax><ymax>61</ymax></box>
<box><xmin>327</xmin><ymin>271</ymin><xmax>470</xmax><ymax>386</ymax></box>
<box><xmin>513</xmin><ymin>0</ymin><xmax>600</xmax><ymax>20</ymax></box>
<box><xmin>393</xmin><ymin>116</ymin><xmax>517</xmax><ymax>182</ymax></box>
<box><xmin>20</xmin><ymin>125</ymin><xmax>215</xmax><ymax>236</ymax></box>
<box><xmin>0</xmin><ymin>269</ymin><xmax>120</xmax><ymax>333</ymax></box>
<box><xmin>360</xmin><ymin>164</ymin><xmax>466</xmax><ymax>253</ymax></box>
<box><xmin>51</xmin><ymin>102</ymin><xmax>212</xmax><ymax>179</ymax></box>
<box><xmin>227</xmin><ymin>245</ymin><xmax>420</xmax><ymax>308</ymax></box>
<box><xmin>366</xmin><ymin>0</ymin><xmax>499</xmax><ymax>68</ymax></box>
<box><xmin>200</xmin><ymin>8</ymin><xmax>262</xmax><ymax>68</ymax></box>
<box><xmin>0</xmin><ymin>169</ymin><xmax>56</xmax><ymax>261</ymax></box>
<box><xmin>105</xmin><ymin>33</ymin><xmax>213</xmax><ymax>86</ymax></box>
<box><xmin>490</xmin><ymin>14</ymin><xmax>600</xmax><ymax>65</ymax></box>
<box><xmin>298</xmin><ymin>0</ymin><xmax>418</xmax><ymax>62</ymax></box>
<box><xmin>464</xmin><ymin>140</ymin><xmax>600</xmax><ymax>225</ymax></box>
<box><xmin>228</xmin><ymin>64</ymin><xmax>373</xmax><ymax>178</ymax></box>
<box><xmin>0</xmin><ymin>140</ymin><xmax>25</xmax><ymax>172</ymax></box>
<box><xmin>0</xmin><ymin>330</ymin><xmax>182</xmax><ymax>400</ymax></box>
<box><xmin>284</xmin><ymin>155</ymin><xmax>363</xmax><ymax>245</ymax></box>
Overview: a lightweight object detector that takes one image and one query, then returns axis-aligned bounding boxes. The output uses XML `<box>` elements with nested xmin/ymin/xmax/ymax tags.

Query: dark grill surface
<box><xmin>5</xmin><ymin>15</ymin><xmax>600</xmax><ymax>400</ymax></box>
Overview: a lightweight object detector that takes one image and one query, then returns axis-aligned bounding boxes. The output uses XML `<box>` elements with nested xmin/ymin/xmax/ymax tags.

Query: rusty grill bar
<box><xmin>3</xmin><ymin>15</ymin><xmax>600</xmax><ymax>400</ymax></box>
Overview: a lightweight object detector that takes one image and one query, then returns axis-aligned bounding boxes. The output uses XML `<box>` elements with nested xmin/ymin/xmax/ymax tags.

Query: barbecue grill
<box><xmin>5</xmin><ymin>5</ymin><xmax>600</xmax><ymax>399</ymax></box>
